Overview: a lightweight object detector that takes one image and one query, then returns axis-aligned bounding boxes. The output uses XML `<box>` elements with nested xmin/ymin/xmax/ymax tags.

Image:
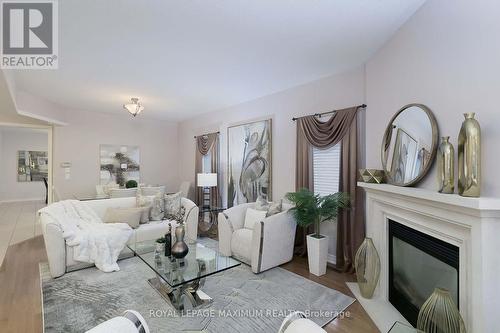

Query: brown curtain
<box><xmin>295</xmin><ymin>106</ymin><xmax>365</xmax><ymax>271</ymax></box>
<box><xmin>337</xmin><ymin>112</ymin><xmax>365</xmax><ymax>273</ymax></box>
<box><xmin>195</xmin><ymin>133</ymin><xmax>220</xmax><ymax>206</ymax></box>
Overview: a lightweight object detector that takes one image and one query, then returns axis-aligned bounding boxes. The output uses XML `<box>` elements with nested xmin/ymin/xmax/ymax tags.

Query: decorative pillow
<box><xmin>164</xmin><ymin>191</ymin><xmax>181</xmax><ymax>219</ymax></box>
<box><xmin>136</xmin><ymin>191</ymin><xmax>153</xmax><ymax>223</ymax></box>
<box><xmin>266</xmin><ymin>200</ymin><xmax>283</xmax><ymax>217</ymax></box>
<box><xmin>243</xmin><ymin>207</ymin><xmax>267</xmax><ymax>230</ymax></box>
<box><xmin>150</xmin><ymin>192</ymin><xmax>165</xmax><ymax>221</ymax></box>
<box><xmin>103</xmin><ymin>207</ymin><xmax>142</xmax><ymax>229</ymax></box>
<box><xmin>255</xmin><ymin>195</ymin><xmax>270</xmax><ymax>211</ymax></box>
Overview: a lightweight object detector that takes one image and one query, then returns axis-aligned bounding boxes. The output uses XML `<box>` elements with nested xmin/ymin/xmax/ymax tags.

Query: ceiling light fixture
<box><xmin>123</xmin><ymin>98</ymin><xmax>144</xmax><ymax>117</ymax></box>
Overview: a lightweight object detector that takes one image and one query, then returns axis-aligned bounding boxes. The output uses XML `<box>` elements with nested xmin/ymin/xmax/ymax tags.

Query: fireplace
<box><xmin>388</xmin><ymin>220</ymin><xmax>459</xmax><ymax>326</ymax></box>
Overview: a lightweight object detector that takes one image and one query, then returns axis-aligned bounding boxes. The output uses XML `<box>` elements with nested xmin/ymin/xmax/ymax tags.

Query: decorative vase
<box><xmin>171</xmin><ymin>224</ymin><xmax>189</xmax><ymax>259</ymax></box>
<box><xmin>358</xmin><ymin>169</ymin><xmax>386</xmax><ymax>184</ymax></box>
<box><xmin>417</xmin><ymin>288</ymin><xmax>466</xmax><ymax>333</ymax></box>
<box><xmin>155</xmin><ymin>242</ymin><xmax>165</xmax><ymax>254</ymax></box>
<box><xmin>437</xmin><ymin>136</ymin><xmax>455</xmax><ymax>194</ymax></box>
<box><xmin>354</xmin><ymin>238</ymin><xmax>380</xmax><ymax>299</ymax></box>
<box><xmin>306</xmin><ymin>234</ymin><xmax>329</xmax><ymax>276</ymax></box>
<box><xmin>458</xmin><ymin>113</ymin><xmax>481</xmax><ymax>197</ymax></box>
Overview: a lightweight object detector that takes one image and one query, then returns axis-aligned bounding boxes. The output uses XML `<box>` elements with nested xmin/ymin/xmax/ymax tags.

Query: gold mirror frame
<box><xmin>381</xmin><ymin>103</ymin><xmax>439</xmax><ymax>187</ymax></box>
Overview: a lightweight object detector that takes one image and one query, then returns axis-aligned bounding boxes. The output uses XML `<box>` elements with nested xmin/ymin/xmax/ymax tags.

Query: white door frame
<box><xmin>0</xmin><ymin>122</ymin><xmax>54</xmax><ymax>204</ymax></box>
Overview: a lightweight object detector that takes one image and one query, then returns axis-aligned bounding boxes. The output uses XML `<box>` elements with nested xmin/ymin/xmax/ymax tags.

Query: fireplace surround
<box><xmin>347</xmin><ymin>183</ymin><xmax>500</xmax><ymax>333</ymax></box>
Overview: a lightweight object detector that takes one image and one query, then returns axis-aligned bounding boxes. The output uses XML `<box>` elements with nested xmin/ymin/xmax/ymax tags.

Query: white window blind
<box><xmin>313</xmin><ymin>143</ymin><xmax>341</xmax><ymax>196</ymax></box>
<box><xmin>202</xmin><ymin>152</ymin><xmax>212</xmax><ymax>173</ymax></box>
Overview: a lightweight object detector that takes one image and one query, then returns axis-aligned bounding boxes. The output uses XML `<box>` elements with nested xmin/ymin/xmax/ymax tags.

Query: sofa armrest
<box><xmin>250</xmin><ymin>210</ymin><xmax>296</xmax><ymax>273</ymax></box>
<box><xmin>218</xmin><ymin>212</ymin><xmax>233</xmax><ymax>256</ymax></box>
<box><xmin>181</xmin><ymin>197</ymin><xmax>198</xmax><ymax>241</ymax></box>
<box><xmin>40</xmin><ymin>212</ymin><xmax>66</xmax><ymax>278</ymax></box>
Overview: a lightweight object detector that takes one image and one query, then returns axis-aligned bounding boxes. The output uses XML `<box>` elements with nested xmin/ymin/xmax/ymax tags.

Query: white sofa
<box><xmin>218</xmin><ymin>202</ymin><xmax>296</xmax><ymax>273</ymax></box>
<box><xmin>40</xmin><ymin>196</ymin><xmax>199</xmax><ymax>278</ymax></box>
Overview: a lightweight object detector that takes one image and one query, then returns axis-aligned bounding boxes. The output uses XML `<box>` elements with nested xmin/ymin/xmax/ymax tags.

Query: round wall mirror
<box><xmin>381</xmin><ymin>103</ymin><xmax>439</xmax><ymax>186</ymax></box>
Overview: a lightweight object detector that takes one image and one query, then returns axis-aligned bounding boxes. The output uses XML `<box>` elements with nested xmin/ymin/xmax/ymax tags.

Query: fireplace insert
<box><xmin>388</xmin><ymin>220</ymin><xmax>459</xmax><ymax>326</ymax></box>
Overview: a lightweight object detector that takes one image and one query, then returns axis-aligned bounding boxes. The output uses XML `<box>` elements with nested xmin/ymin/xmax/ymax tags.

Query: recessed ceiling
<box><xmin>8</xmin><ymin>0</ymin><xmax>426</xmax><ymax>121</ymax></box>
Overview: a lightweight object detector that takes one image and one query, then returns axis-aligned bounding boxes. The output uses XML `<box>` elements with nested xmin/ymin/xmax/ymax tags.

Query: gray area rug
<box><xmin>41</xmin><ymin>239</ymin><xmax>354</xmax><ymax>333</ymax></box>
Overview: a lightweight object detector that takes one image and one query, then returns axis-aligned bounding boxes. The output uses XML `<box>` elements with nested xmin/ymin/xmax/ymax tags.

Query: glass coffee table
<box><xmin>128</xmin><ymin>239</ymin><xmax>240</xmax><ymax>313</ymax></box>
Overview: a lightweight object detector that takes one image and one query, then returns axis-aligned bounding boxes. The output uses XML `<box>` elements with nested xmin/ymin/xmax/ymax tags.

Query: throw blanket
<box><xmin>40</xmin><ymin>200</ymin><xmax>133</xmax><ymax>272</ymax></box>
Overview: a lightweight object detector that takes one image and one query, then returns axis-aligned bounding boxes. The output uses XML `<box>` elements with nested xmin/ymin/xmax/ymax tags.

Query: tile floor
<box><xmin>0</xmin><ymin>200</ymin><xmax>46</xmax><ymax>267</ymax></box>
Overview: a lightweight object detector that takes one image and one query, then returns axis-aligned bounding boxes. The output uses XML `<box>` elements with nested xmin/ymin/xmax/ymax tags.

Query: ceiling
<box><xmin>8</xmin><ymin>0</ymin><xmax>426</xmax><ymax>121</ymax></box>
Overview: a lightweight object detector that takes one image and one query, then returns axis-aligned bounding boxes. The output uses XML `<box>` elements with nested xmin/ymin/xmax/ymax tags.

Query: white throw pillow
<box><xmin>243</xmin><ymin>207</ymin><xmax>267</xmax><ymax>230</ymax></box>
<box><xmin>103</xmin><ymin>207</ymin><xmax>142</xmax><ymax>229</ymax></box>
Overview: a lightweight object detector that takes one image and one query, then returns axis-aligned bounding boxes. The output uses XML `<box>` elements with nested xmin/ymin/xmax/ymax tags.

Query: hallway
<box><xmin>0</xmin><ymin>201</ymin><xmax>45</xmax><ymax>266</ymax></box>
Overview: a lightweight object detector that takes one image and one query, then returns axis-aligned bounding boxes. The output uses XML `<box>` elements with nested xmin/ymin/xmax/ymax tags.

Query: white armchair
<box><xmin>278</xmin><ymin>311</ymin><xmax>326</xmax><ymax>333</ymax></box>
<box><xmin>218</xmin><ymin>202</ymin><xmax>296</xmax><ymax>273</ymax></box>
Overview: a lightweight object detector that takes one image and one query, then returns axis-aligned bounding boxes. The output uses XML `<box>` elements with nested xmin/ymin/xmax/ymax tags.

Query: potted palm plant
<box><xmin>286</xmin><ymin>188</ymin><xmax>350</xmax><ymax>276</ymax></box>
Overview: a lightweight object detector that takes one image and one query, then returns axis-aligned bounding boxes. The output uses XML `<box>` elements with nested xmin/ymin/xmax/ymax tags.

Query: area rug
<box><xmin>41</xmin><ymin>239</ymin><xmax>354</xmax><ymax>332</ymax></box>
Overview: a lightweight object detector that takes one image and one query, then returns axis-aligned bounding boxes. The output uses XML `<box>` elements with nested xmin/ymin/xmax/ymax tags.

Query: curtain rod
<box><xmin>194</xmin><ymin>131</ymin><xmax>220</xmax><ymax>139</ymax></box>
<box><xmin>292</xmin><ymin>104</ymin><xmax>367</xmax><ymax>121</ymax></box>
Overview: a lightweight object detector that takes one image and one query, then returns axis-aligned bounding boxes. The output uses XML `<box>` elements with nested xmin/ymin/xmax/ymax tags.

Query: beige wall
<box><xmin>53</xmin><ymin>110</ymin><xmax>179</xmax><ymax>199</ymax></box>
<box><xmin>0</xmin><ymin>129</ymin><xmax>48</xmax><ymax>201</ymax></box>
<box><xmin>178</xmin><ymin>66</ymin><xmax>365</xmax><ymax>261</ymax></box>
<box><xmin>366</xmin><ymin>0</ymin><xmax>500</xmax><ymax>196</ymax></box>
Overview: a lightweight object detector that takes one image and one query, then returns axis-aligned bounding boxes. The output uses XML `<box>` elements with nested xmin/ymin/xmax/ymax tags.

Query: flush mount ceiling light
<box><xmin>123</xmin><ymin>98</ymin><xmax>144</xmax><ymax>117</ymax></box>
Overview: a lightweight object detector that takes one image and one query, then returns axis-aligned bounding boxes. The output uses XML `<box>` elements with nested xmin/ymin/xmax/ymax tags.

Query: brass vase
<box><xmin>437</xmin><ymin>136</ymin><xmax>455</xmax><ymax>194</ymax></box>
<box><xmin>458</xmin><ymin>113</ymin><xmax>481</xmax><ymax>197</ymax></box>
<box><xmin>354</xmin><ymin>238</ymin><xmax>380</xmax><ymax>299</ymax></box>
<box><xmin>417</xmin><ymin>288</ymin><xmax>466</xmax><ymax>333</ymax></box>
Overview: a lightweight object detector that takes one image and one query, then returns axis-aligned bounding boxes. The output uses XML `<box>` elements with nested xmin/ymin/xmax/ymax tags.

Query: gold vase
<box><xmin>354</xmin><ymin>238</ymin><xmax>380</xmax><ymax>299</ymax></box>
<box><xmin>417</xmin><ymin>288</ymin><xmax>466</xmax><ymax>333</ymax></box>
<box><xmin>458</xmin><ymin>113</ymin><xmax>481</xmax><ymax>197</ymax></box>
<box><xmin>437</xmin><ymin>136</ymin><xmax>454</xmax><ymax>194</ymax></box>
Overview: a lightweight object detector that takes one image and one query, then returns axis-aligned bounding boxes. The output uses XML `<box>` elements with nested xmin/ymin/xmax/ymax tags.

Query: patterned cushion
<box><xmin>164</xmin><ymin>191</ymin><xmax>181</xmax><ymax>220</ymax></box>
<box><xmin>255</xmin><ymin>195</ymin><xmax>270</xmax><ymax>211</ymax></box>
<box><xmin>150</xmin><ymin>192</ymin><xmax>165</xmax><ymax>221</ymax></box>
<box><xmin>136</xmin><ymin>191</ymin><xmax>153</xmax><ymax>223</ymax></box>
<box><xmin>266</xmin><ymin>200</ymin><xmax>283</xmax><ymax>217</ymax></box>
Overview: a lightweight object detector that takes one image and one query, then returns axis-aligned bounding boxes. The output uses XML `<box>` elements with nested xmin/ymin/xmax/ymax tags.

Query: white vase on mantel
<box><xmin>306</xmin><ymin>234</ymin><xmax>329</xmax><ymax>276</ymax></box>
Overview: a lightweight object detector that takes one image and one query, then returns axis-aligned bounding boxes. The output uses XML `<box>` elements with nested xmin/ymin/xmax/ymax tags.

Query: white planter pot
<box><xmin>306</xmin><ymin>234</ymin><xmax>329</xmax><ymax>276</ymax></box>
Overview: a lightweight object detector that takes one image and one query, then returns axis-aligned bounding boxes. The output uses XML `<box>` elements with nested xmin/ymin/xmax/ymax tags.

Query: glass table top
<box><xmin>128</xmin><ymin>240</ymin><xmax>240</xmax><ymax>288</ymax></box>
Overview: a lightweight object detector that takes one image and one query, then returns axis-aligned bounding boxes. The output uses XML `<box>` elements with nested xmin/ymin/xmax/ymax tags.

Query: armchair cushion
<box><xmin>243</xmin><ymin>208</ymin><xmax>267</xmax><ymax>230</ymax></box>
<box><xmin>231</xmin><ymin>228</ymin><xmax>253</xmax><ymax>264</ymax></box>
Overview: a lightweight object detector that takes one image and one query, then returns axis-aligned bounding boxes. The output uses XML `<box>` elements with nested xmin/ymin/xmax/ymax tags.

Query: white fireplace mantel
<box><xmin>349</xmin><ymin>182</ymin><xmax>500</xmax><ymax>333</ymax></box>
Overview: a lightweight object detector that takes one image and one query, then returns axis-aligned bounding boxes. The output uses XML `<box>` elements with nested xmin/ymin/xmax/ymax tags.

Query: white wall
<box><xmin>53</xmin><ymin>110</ymin><xmax>179</xmax><ymax>199</ymax></box>
<box><xmin>178</xmin><ymin>66</ymin><xmax>365</xmax><ymax>261</ymax></box>
<box><xmin>366</xmin><ymin>0</ymin><xmax>500</xmax><ymax>196</ymax></box>
<box><xmin>0</xmin><ymin>128</ymin><xmax>48</xmax><ymax>202</ymax></box>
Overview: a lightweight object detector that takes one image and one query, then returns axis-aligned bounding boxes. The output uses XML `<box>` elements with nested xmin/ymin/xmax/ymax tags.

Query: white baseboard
<box><xmin>0</xmin><ymin>198</ymin><xmax>44</xmax><ymax>203</ymax></box>
<box><xmin>327</xmin><ymin>253</ymin><xmax>336</xmax><ymax>265</ymax></box>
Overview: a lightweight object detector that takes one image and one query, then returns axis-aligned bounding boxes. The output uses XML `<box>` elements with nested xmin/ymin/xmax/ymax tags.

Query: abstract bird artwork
<box><xmin>228</xmin><ymin>119</ymin><xmax>272</xmax><ymax>207</ymax></box>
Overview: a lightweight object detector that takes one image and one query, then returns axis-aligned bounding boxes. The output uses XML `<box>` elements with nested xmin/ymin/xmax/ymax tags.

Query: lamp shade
<box><xmin>197</xmin><ymin>173</ymin><xmax>217</xmax><ymax>187</ymax></box>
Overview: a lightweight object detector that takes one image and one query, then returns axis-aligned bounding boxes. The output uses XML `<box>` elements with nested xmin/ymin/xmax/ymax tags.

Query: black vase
<box><xmin>171</xmin><ymin>224</ymin><xmax>189</xmax><ymax>259</ymax></box>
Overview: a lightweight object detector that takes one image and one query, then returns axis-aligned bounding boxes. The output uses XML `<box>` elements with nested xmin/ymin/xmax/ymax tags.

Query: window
<box><xmin>313</xmin><ymin>143</ymin><xmax>341</xmax><ymax>196</ymax></box>
<box><xmin>202</xmin><ymin>151</ymin><xmax>211</xmax><ymax>172</ymax></box>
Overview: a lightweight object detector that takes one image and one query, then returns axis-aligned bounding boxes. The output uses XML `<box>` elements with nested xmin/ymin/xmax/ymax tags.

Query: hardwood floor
<box><xmin>0</xmin><ymin>201</ymin><xmax>46</xmax><ymax>267</ymax></box>
<box><xmin>0</xmin><ymin>236</ymin><xmax>379</xmax><ymax>333</ymax></box>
